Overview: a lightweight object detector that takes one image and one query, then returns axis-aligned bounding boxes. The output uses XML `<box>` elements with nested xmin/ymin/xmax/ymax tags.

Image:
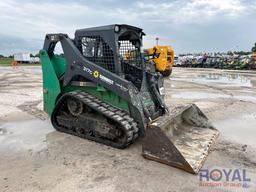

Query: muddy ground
<box><xmin>0</xmin><ymin>66</ymin><xmax>255</xmax><ymax>192</ymax></box>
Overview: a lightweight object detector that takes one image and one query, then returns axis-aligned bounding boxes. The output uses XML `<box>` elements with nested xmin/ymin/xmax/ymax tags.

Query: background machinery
<box><xmin>144</xmin><ymin>45</ymin><xmax>174</xmax><ymax>77</ymax></box>
<box><xmin>250</xmin><ymin>52</ymin><xmax>256</xmax><ymax>69</ymax></box>
<box><xmin>40</xmin><ymin>24</ymin><xmax>219</xmax><ymax>174</ymax></box>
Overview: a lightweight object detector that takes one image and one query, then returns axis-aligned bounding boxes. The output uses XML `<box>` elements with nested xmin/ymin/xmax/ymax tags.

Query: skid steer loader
<box><xmin>40</xmin><ymin>24</ymin><xmax>219</xmax><ymax>174</ymax></box>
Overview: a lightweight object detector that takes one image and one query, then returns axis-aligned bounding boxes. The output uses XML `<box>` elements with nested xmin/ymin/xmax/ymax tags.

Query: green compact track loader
<box><xmin>40</xmin><ymin>24</ymin><xmax>219</xmax><ymax>174</ymax></box>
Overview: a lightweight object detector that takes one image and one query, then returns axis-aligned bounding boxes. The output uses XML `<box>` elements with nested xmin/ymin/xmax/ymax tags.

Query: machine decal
<box><xmin>115</xmin><ymin>83</ymin><xmax>128</xmax><ymax>92</ymax></box>
<box><xmin>93</xmin><ymin>70</ymin><xmax>99</xmax><ymax>78</ymax></box>
<box><xmin>83</xmin><ymin>66</ymin><xmax>93</xmax><ymax>75</ymax></box>
<box><xmin>99</xmin><ymin>74</ymin><xmax>114</xmax><ymax>85</ymax></box>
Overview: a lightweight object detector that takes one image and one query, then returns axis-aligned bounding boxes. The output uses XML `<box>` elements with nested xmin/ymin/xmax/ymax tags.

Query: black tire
<box><xmin>161</xmin><ymin>68</ymin><xmax>172</xmax><ymax>77</ymax></box>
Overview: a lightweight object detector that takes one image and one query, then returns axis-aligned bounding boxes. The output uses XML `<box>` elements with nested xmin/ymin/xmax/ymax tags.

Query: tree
<box><xmin>252</xmin><ymin>43</ymin><xmax>256</xmax><ymax>52</ymax></box>
<box><xmin>227</xmin><ymin>51</ymin><xmax>233</xmax><ymax>55</ymax></box>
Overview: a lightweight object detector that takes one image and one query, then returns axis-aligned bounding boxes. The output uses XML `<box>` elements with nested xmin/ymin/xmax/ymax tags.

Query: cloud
<box><xmin>131</xmin><ymin>0</ymin><xmax>248</xmax><ymax>24</ymax></box>
<box><xmin>0</xmin><ymin>0</ymin><xmax>255</xmax><ymax>55</ymax></box>
<box><xmin>0</xmin><ymin>33</ymin><xmax>42</xmax><ymax>54</ymax></box>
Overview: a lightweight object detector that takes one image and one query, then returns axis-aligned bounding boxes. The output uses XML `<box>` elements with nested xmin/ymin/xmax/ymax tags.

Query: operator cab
<box><xmin>74</xmin><ymin>24</ymin><xmax>145</xmax><ymax>89</ymax></box>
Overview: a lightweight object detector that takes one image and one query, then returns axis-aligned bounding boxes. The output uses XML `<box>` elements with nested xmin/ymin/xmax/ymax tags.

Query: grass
<box><xmin>0</xmin><ymin>58</ymin><xmax>13</xmax><ymax>65</ymax></box>
<box><xmin>0</xmin><ymin>58</ymin><xmax>41</xmax><ymax>66</ymax></box>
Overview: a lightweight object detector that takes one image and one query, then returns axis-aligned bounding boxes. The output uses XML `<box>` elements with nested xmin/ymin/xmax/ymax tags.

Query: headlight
<box><xmin>114</xmin><ymin>25</ymin><xmax>120</xmax><ymax>33</ymax></box>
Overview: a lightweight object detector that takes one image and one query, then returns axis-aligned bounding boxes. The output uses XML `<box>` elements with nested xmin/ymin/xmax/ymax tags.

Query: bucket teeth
<box><xmin>142</xmin><ymin>104</ymin><xmax>219</xmax><ymax>174</ymax></box>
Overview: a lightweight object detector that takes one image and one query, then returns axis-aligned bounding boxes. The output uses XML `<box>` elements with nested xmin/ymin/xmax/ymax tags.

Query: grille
<box><xmin>80</xmin><ymin>36</ymin><xmax>115</xmax><ymax>73</ymax></box>
<box><xmin>118</xmin><ymin>40</ymin><xmax>142</xmax><ymax>68</ymax></box>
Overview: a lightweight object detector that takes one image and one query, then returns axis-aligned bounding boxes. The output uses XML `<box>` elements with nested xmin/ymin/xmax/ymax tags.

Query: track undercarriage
<box><xmin>52</xmin><ymin>91</ymin><xmax>139</xmax><ymax>149</ymax></box>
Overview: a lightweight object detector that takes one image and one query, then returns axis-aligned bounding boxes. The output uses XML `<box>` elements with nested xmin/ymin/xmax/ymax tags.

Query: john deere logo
<box><xmin>93</xmin><ymin>70</ymin><xmax>99</xmax><ymax>78</ymax></box>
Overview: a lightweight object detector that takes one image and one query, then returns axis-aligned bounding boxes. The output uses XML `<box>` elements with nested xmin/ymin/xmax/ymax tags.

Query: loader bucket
<box><xmin>142</xmin><ymin>104</ymin><xmax>219</xmax><ymax>174</ymax></box>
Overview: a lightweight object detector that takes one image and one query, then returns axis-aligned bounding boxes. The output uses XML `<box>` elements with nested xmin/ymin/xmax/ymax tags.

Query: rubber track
<box><xmin>51</xmin><ymin>91</ymin><xmax>139</xmax><ymax>149</ymax></box>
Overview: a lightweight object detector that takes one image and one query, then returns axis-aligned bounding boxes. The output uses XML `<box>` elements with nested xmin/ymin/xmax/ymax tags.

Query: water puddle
<box><xmin>234</xmin><ymin>95</ymin><xmax>256</xmax><ymax>103</ymax></box>
<box><xmin>171</xmin><ymin>73</ymin><xmax>254</xmax><ymax>87</ymax></box>
<box><xmin>171</xmin><ymin>92</ymin><xmax>230</xmax><ymax>99</ymax></box>
<box><xmin>214</xmin><ymin>113</ymin><xmax>256</xmax><ymax>147</ymax></box>
<box><xmin>171</xmin><ymin>91</ymin><xmax>256</xmax><ymax>103</ymax></box>
<box><xmin>0</xmin><ymin>119</ymin><xmax>53</xmax><ymax>155</ymax></box>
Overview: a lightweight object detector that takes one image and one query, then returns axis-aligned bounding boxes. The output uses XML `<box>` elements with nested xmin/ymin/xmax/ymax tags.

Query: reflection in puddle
<box><xmin>234</xmin><ymin>96</ymin><xmax>256</xmax><ymax>103</ymax></box>
<box><xmin>172</xmin><ymin>92</ymin><xmax>230</xmax><ymax>99</ymax></box>
<box><xmin>172</xmin><ymin>73</ymin><xmax>254</xmax><ymax>87</ymax></box>
<box><xmin>214</xmin><ymin>114</ymin><xmax>256</xmax><ymax>147</ymax></box>
<box><xmin>197</xmin><ymin>74</ymin><xmax>252</xmax><ymax>87</ymax></box>
<box><xmin>0</xmin><ymin>119</ymin><xmax>53</xmax><ymax>155</ymax></box>
<box><xmin>172</xmin><ymin>91</ymin><xmax>256</xmax><ymax>103</ymax></box>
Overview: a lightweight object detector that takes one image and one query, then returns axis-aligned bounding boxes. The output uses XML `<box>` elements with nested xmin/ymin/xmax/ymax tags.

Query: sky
<box><xmin>0</xmin><ymin>0</ymin><xmax>255</xmax><ymax>56</ymax></box>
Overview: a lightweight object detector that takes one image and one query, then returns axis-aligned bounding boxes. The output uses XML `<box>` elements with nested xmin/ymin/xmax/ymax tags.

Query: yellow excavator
<box><xmin>145</xmin><ymin>45</ymin><xmax>174</xmax><ymax>77</ymax></box>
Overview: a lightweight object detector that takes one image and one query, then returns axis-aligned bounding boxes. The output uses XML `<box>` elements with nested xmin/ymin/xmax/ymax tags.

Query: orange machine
<box><xmin>252</xmin><ymin>52</ymin><xmax>256</xmax><ymax>61</ymax></box>
<box><xmin>145</xmin><ymin>45</ymin><xmax>174</xmax><ymax>77</ymax></box>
